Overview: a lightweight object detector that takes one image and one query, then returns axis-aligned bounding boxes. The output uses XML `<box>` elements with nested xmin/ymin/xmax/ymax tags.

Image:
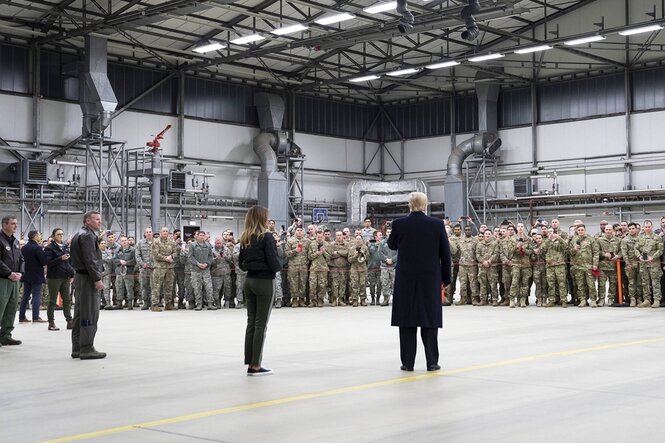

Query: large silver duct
<box><xmin>253</xmin><ymin>93</ymin><xmax>289</xmax><ymax>228</ymax></box>
<box><xmin>347</xmin><ymin>179</ymin><xmax>427</xmax><ymax>225</ymax></box>
<box><xmin>80</xmin><ymin>36</ymin><xmax>117</xmax><ymax>137</ymax></box>
<box><xmin>444</xmin><ymin>72</ymin><xmax>501</xmax><ymax>222</ymax></box>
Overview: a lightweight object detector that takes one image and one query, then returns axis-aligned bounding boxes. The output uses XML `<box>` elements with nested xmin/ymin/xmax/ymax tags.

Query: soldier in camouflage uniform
<box><xmin>136</xmin><ymin>227</ymin><xmax>154</xmax><ymax>310</ymax></box>
<box><xmin>328</xmin><ymin>231</ymin><xmax>349</xmax><ymax>306</ymax></box>
<box><xmin>150</xmin><ymin>227</ymin><xmax>177</xmax><ymax>311</ymax></box>
<box><xmin>596</xmin><ymin>225</ymin><xmax>621</xmax><ymax>306</ymax></box>
<box><xmin>348</xmin><ymin>234</ymin><xmax>369</xmax><ymax>306</ymax></box>
<box><xmin>173</xmin><ymin>234</ymin><xmax>187</xmax><ymax>309</ymax></box>
<box><xmin>99</xmin><ymin>240</ymin><xmax>114</xmax><ymax>310</ymax></box>
<box><xmin>510</xmin><ymin>225</ymin><xmax>533</xmax><ymax>308</ymax></box>
<box><xmin>285</xmin><ymin>227</ymin><xmax>309</xmax><ymax>307</ymax></box>
<box><xmin>569</xmin><ymin>224</ymin><xmax>599</xmax><ymax>307</ymax></box>
<box><xmin>498</xmin><ymin>226</ymin><xmax>516</xmax><ymax>306</ymax></box>
<box><xmin>531</xmin><ymin>233</ymin><xmax>547</xmax><ymax>307</ymax></box>
<box><xmin>210</xmin><ymin>236</ymin><xmax>233</xmax><ymax>308</ymax></box>
<box><xmin>367</xmin><ymin>230</ymin><xmax>383</xmax><ymax>305</ymax></box>
<box><xmin>105</xmin><ymin>233</ymin><xmax>120</xmax><ymax>306</ymax></box>
<box><xmin>476</xmin><ymin>230</ymin><xmax>499</xmax><ymax>306</ymax></box>
<box><xmin>233</xmin><ymin>242</ymin><xmax>246</xmax><ymax>308</ymax></box>
<box><xmin>273</xmin><ymin>233</ymin><xmax>287</xmax><ymax>308</ymax></box>
<box><xmin>456</xmin><ymin>226</ymin><xmax>478</xmax><ymax>305</ymax></box>
<box><xmin>113</xmin><ymin>237</ymin><xmax>136</xmax><ymax>309</ymax></box>
<box><xmin>128</xmin><ymin>236</ymin><xmax>141</xmax><ymax>307</ymax></box>
<box><xmin>448</xmin><ymin>225</ymin><xmax>462</xmax><ymax>304</ymax></box>
<box><xmin>378</xmin><ymin>228</ymin><xmax>397</xmax><ymax>306</ymax></box>
<box><xmin>543</xmin><ymin>228</ymin><xmax>568</xmax><ymax>307</ymax></box>
<box><xmin>307</xmin><ymin>230</ymin><xmax>330</xmax><ymax>307</ymax></box>
<box><xmin>635</xmin><ymin>220</ymin><xmax>664</xmax><ymax>308</ymax></box>
<box><xmin>183</xmin><ymin>239</ymin><xmax>194</xmax><ymax>308</ymax></box>
<box><xmin>621</xmin><ymin>222</ymin><xmax>642</xmax><ymax>306</ymax></box>
<box><xmin>189</xmin><ymin>231</ymin><xmax>216</xmax><ymax>310</ymax></box>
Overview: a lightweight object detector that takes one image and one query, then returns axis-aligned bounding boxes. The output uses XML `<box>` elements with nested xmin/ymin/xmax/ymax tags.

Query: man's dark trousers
<box><xmin>399</xmin><ymin>327</ymin><xmax>439</xmax><ymax>369</ymax></box>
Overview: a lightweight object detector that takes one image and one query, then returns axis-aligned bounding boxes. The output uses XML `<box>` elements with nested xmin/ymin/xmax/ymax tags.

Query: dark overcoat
<box><xmin>387</xmin><ymin>211</ymin><xmax>452</xmax><ymax>328</ymax></box>
<box><xmin>21</xmin><ymin>240</ymin><xmax>47</xmax><ymax>284</ymax></box>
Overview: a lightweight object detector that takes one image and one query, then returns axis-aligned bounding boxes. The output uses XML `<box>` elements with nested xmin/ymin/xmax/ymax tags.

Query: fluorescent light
<box><xmin>364</xmin><ymin>2</ymin><xmax>397</xmax><ymax>14</ymax></box>
<box><xmin>315</xmin><ymin>13</ymin><xmax>355</xmax><ymax>26</ymax></box>
<box><xmin>514</xmin><ymin>44</ymin><xmax>553</xmax><ymax>54</ymax></box>
<box><xmin>563</xmin><ymin>35</ymin><xmax>605</xmax><ymax>46</ymax></box>
<box><xmin>230</xmin><ymin>34</ymin><xmax>265</xmax><ymax>45</ymax></box>
<box><xmin>468</xmin><ymin>53</ymin><xmax>504</xmax><ymax>62</ymax></box>
<box><xmin>192</xmin><ymin>42</ymin><xmax>226</xmax><ymax>53</ymax></box>
<box><xmin>619</xmin><ymin>24</ymin><xmax>663</xmax><ymax>36</ymax></box>
<box><xmin>425</xmin><ymin>60</ymin><xmax>460</xmax><ymax>69</ymax></box>
<box><xmin>271</xmin><ymin>24</ymin><xmax>308</xmax><ymax>35</ymax></box>
<box><xmin>349</xmin><ymin>74</ymin><xmax>380</xmax><ymax>82</ymax></box>
<box><xmin>46</xmin><ymin>209</ymin><xmax>83</xmax><ymax>214</ymax></box>
<box><xmin>387</xmin><ymin>68</ymin><xmax>419</xmax><ymax>76</ymax></box>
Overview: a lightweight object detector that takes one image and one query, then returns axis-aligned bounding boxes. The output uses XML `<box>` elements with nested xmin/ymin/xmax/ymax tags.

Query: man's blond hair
<box><xmin>408</xmin><ymin>192</ymin><xmax>428</xmax><ymax>212</ymax></box>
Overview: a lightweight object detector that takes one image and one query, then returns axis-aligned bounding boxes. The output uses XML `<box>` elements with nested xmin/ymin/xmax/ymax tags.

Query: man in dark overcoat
<box><xmin>387</xmin><ymin>192</ymin><xmax>452</xmax><ymax>371</ymax></box>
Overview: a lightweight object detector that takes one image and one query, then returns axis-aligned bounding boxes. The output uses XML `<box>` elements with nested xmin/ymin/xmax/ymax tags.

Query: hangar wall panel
<box><xmin>631</xmin><ymin>110</ymin><xmax>665</xmax><ymax>154</ymax></box>
<box><xmin>403</xmin><ymin>136</ymin><xmax>452</xmax><ymax>173</ymax></box>
<box><xmin>0</xmin><ymin>94</ymin><xmax>31</xmax><ymax>144</ymax></box>
<box><xmin>497</xmin><ymin>126</ymin><xmax>532</xmax><ymax>165</ymax></box>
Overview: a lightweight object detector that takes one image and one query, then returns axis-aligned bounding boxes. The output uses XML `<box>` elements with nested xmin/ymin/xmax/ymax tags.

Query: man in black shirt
<box><xmin>70</xmin><ymin>211</ymin><xmax>106</xmax><ymax>359</ymax></box>
<box><xmin>0</xmin><ymin>215</ymin><xmax>23</xmax><ymax>346</ymax></box>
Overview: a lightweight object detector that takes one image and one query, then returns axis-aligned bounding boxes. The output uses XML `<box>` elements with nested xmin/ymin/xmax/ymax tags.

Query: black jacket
<box><xmin>0</xmin><ymin>230</ymin><xmax>23</xmax><ymax>279</ymax></box>
<box><xmin>70</xmin><ymin>226</ymin><xmax>103</xmax><ymax>281</ymax></box>
<box><xmin>21</xmin><ymin>239</ymin><xmax>47</xmax><ymax>284</ymax></box>
<box><xmin>238</xmin><ymin>233</ymin><xmax>280</xmax><ymax>279</ymax></box>
<box><xmin>44</xmin><ymin>241</ymin><xmax>75</xmax><ymax>279</ymax></box>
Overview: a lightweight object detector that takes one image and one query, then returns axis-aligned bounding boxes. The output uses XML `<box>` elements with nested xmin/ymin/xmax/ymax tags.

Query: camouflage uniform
<box><xmin>457</xmin><ymin>236</ymin><xmax>478</xmax><ymax>305</ymax></box>
<box><xmin>101</xmin><ymin>248</ymin><xmax>114</xmax><ymax>307</ymax></box>
<box><xmin>135</xmin><ymin>238</ymin><xmax>154</xmax><ymax>308</ymax></box>
<box><xmin>367</xmin><ymin>240</ymin><xmax>382</xmax><ymax>305</ymax></box>
<box><xmin>189</xmin><ymin>241</ymin><xmax>215</xmax><ymax>309</ymax></box>
<box><xmin>569</xmin><ymin>235</ymin><xmax>599</xmax><ymax>306</ymax></box>
<box><xmin>307</xmin><ymin>240</ymin><xmax>330</xmax><ymax>307</ymax></box>
<box><xmin>328</xmin><ymin>240</ymin><xmax>349</xmax><ymax>306</ymax></box>
<box><xmin>543</xmin><ymin>235</ymin><xmax>568</xmax><ymax>306</ymax></box>
<box><xmin>448</xmin><ymin>234</ymin><xmax>461</xmax><ymax>302</ymax></box>
<box><xmin>183</xmin><ymin>245</ymin><xmax>194</xmax><ymax>307</ymax></box>
<box><xmin>274</xmin><ymin>239</ymin><xmax>287</xmax><ymax>307</ymax></box>
<box><xmin>105</xmin><ymin>241</ymin><xmax>120</xmax><ymax>304</ymax></box>
<box><xmin>510</xmin><ymin>238</ymin><xmax>533</xmax><ymax>307</ymax></box>
<box><xmin>499</xmin><ymin>236</ymin><xmax>516</xmax><ymax>305</ymax></box>
<box><xmin>621</xmin><ymin>234</ymin><xmax>642</xmax><ymax>306</ymax></box>
<box><xmin>635</xmin><ymin>233</ymin><xmax>664</xmax><ymax>307</ymax></box>
<box><xmin>210</xmin><ymin>244</ymin><xmax>233</xmax><ymax>307</ymax></box>
<box><xmin>475</xmin><ymin>238</ymin><xmax>499</xmax><ymax>305</ymax></box>
<box><xmin>151</xmin><ymin>237</ymin><xmax>177</xmax><ymax>309</ymax></box>
<box><xmin>596</xmin><ymin>235</ymin><xmax>621</xmax><ymax>305</ymax></box>
<box><xmin>233</xmin><ymin>243</ymin><xmax>246</xmax><ymax>308</ymax></box>
<box><xmin>173</xmin><ymin>243</ymin><xmax>186</xmax><ymax>307</ymax></box>
<box><xmin>286</xmin><ymin>237</ymin><xmax>310</xmax><ymax>307</ymax></box>
<box><xmin>531</xmin><ymin>242</ymin><xmax>547</xmax><ymax>306</ymax></box>
<box><xmin>348</xmin><ymin>243</ymin><xmax>369</xmax><ymax>306</ymax></box>
<box><xmin>113</xmin><ymin>246</ymin><xmax>136</xmax><ymax>308</ymax></box>
<box><xmin>378</xmin><ymin>239</ymin><xmax>397</xmax><ymax>306</ymax></box>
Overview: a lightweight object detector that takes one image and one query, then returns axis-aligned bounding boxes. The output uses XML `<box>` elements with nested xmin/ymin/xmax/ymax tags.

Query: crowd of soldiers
<box><xmin>446</xmin><ymin>217</ymin><xmax>665</xmax><ymax>309</ymax></box>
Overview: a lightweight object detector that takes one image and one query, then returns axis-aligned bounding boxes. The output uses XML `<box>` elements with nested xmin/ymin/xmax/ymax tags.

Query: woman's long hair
<box><xmin>240</xmin><ymin>205</ymin><xmax>269</xmax><ymax>247</ymax></box>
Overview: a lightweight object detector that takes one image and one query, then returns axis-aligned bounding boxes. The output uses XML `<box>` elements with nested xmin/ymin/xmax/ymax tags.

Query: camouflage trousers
<box><xmin>330</xmin><ymin>268</ymin><xmax>348</xmax><ymax>303</ymax></box>
<box><xmin>532</xmin><ymin>266</ymin><xmax>548</xmax><ymax>301</ymax></box>
<box><xmin>349</xmin><ymin>266</ymin><xmax>368</xmax><ymax>303</ymax></box>
<box><xmin>139</xmin><ymin>268</ymin><xmax>152</xmax><ymax>306</ymax></box>
<box><xmin>458</xmin><ymin>265</ymin><xmax>478</xmax><ymax>300</ymax></box>
<box><xmin>102</xmin><ymin>274</ymin><xmax>113</xmax><ymax>305</ymax></box>
<box><xmin>288</xmin><ymin>268</ymin><xmax>308</xmax><ymax>299</ymax></box>
<box><xmin>510</xmin><ymin>266</ymin><xmax>532</xmax><ymax>301</ymax></box>
<box><xmin>625</xmin><ymin>263</ymin><xmax>642</xmax><ymax>302</ymax></box>
<box><xmin>174</xmin><ymin>268</ymin><xmax>185</xmax><ymax>304</ymax></box>
<box><xmin>151</xmin><ymin>267</ymin><xmax>175</xmax><ymax>306</ymax></box>
<box><xmin>212</xmin><ymin>272</ymin><xmax>233</xmax><ymax>304</ymax></box>
<box><xmin>235</xmin><ymin>272</ymin><xmax>246</xmax><ymax>304</ymax></box>
<box><xmin>572</xmin><ymin>268</ymin><xmax>597</xmax><ymax>302</ymax></box>
<box><xmin>191</xmin><ymin>269</ymin><xmax>214</xmax><ymax>307</ymax></box>
<box><xmin>184</xmin><ymin>272</ymin><xmax>192</xmax><ymax>302</ymax></box>
<box><xmin>641</xmin><ymin>264</ymin><xmax>663</xmax><ymax>302</ymax></box>
<box><xmin>274</xmin><ymin>272</ymin><xmax>283</xmax><ymax>303</ymax></box>
<box><xmin>477</xmin><ymin>266</ymin><xmax>498</xmax><ymax>302</ymax></box>
<box><xmin>367</xmin><ymin>269</ymin><xmax>382</xmax><ymax>301</ymax></box>
<box><xmin>380</xmin><ymin>267</ymin><xmax>395</xmax><ymax>304</ymax></box>
<box><xmin>501</xmin><ymin>265</ymin><xmax>512</xmax><ymax>299</ymax></box>
<box><xmin>546</xmin><ymin>265</ymin><xmax>567</xmax><ymax>303</ymax></box>
<box><xmin>309</xmin><ymin>268</ymin><xmax>328</xmax><ymax>304</ymax></box>
<box><xmin>132</xmin><ymin>270</ymin><xmax>141</xmax><ymax>302</ymax></box>
<box><xmin>598</xmin><ymin>268</ymin><xmax>617</xmax><ymax>303</ymax></box>
<box><xmin>450</xmin><ymin>263</ymin><xmax>459</xmax><ymax>297</ymax></box>
<box><xmin>115</xmin><ymin>274</ymin><xmax>135</xmax><ymax>303</ymax></box>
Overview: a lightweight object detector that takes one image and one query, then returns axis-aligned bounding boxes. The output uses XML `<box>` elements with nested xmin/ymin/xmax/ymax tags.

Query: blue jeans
<box><xmin>20</xmin><ymin>282</ymin><xmax>43</xmax><ymax>320</ymax></box>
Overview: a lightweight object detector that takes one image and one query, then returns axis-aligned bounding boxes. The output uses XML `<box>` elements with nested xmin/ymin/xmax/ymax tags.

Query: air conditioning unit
<box><xmin>165</xmin><ymin>170</ymin><xmax>187</xmax><ymax>193</ymax></box>
<box><xmin>514</xmin><ymin>177</ymin><xmax>532</xmax><ymax>197</ymax></box>
<box><xmin>14</xmin><ymin>160</ymin><xmax>49</xmax><ymax>185</ymax></box>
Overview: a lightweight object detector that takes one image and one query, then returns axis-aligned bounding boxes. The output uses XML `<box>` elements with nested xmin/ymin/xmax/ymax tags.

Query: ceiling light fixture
<box><xmin>192</xmin><ymin>42</ymin><xmax>226</xmax><ymax>53</ymax></box>
<box><xmin>315</xmin><ymin>13</ymin><xmax>355</xmax><ymax>26</ymax></box>
<box><xmin>349</xmin><ymin>74</ymin><xmax>380</xmax><ymax>82</ymax></box>
<box><xmin>514</xmin><ymin>44</ymin><xmax>553</xmax><ymax>54</ymax></box>
<box><xmin>230</xmin><ymin>34</ymin><xmax>265</xmax><ymax>45</ymax></box>
<box><xmin>618</xmin><ymin>24</ymin><xmax>664</xmax><ymax>36</ymax></box>
<box><xmin>468</xmin><ymin>53</ymin><xmax>504</xmax><ymax>62</ymax></box>
<box><xmin>271</xmin><ymin>24</ymin><xmax>309</xmax><ymax>35</ymax></box>
<box><xmin>364</xmin><ymin>2</ymin><xmax>397</xmax><ymax>14</ymax></box>
<box><xmin>425</xmin><ymin>60</ymin><xmax>460</xmax><ymax>69</ymax></box>
<box><xmin>387</xmin><ymin>68</ymin><xmax>419</xmax><ymax>76</ymax></box>
<box><xmin>563</xmin><ymin>35</ymin><xmax>605</xmax><ymax>46</ymax></box>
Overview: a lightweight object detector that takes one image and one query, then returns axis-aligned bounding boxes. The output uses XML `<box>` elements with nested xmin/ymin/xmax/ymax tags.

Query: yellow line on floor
<box><xmin>43</xmin><ymin>336</ymin><xmax>665</xmax><ymax>443</ymax></box>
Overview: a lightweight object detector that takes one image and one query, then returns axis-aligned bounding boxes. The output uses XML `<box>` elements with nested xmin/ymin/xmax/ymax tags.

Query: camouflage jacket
<box><xmin>308</xmin><ymin>240</ymin><xmax>330</xmax><ymax>270</ymax></box>
<box><xmin>458</xmin><ymin>236</ymin><xmax>477</xmax><ymax>266</ymax></box>
<box><xmin>327</xmin><ymin>240</ymin><xmax>349</xmax><ymax>268</ymax></box>
<box><xmin>569</xmin><ymin>235</ymin><xmax>599</xmax><ymax>270</ymax></box>
<box><xmin>542</xmin><ymin>236</ymin><xmax>567</xmax><ymax>266</ymax></box>
<box><xmin>113</xmin><ymin>246</ymin><xmax>137</xmax><ymax>275</ymax></box>
<box><xmin>634</xmin><ymin>233</ymin><xmax>664</xmax><ymax>268</ymax></box>
<box><xmin>595</xmin><ymin>236</ymin><xmax>621</xmax><ymax>271</ymax></box>
<box><xmin>135</xmin><ymin>239</ymin><xmax>154</xmax><ymax>269</ymax></box>
<box><xmin>210</xmin><ymin>244</ymin><xmax>234</xmax><ymax>277</ymax></box>
<box><xmin>620</xmin><ymin>235</ymin><xmax>640</xmax><ymax>265</ymax></box>
<box><xmin>449</xmin><ymin>235</ymin><xmax>461</xmax><ymax>263</ymax></box>
<box><xmin>475</xmin><ymin>239</ymin><xmax>498</xmax><ymax>268</ymax></box>
<box><xmin>151</xmin><ymin>237</ymin><xmax>177</xmax><ymax>269</ymax></box>
<box><xmin>378</xmin><ymin>240</ymin><xmax>397</xmax><ymax>268</ymax></box>
<box><xmin>499</xmin><ymin>237</ymin><xmax>516</xmax><ymax>265</ymax></box>
<box><xmin>189</xmin><ymin>241</ymin><xmax>213</xmax><ymax>269</ymax></box>
<box><xmin>348</xmin><ymin>243</ymin><xmax>369</xmax><ymax>270</ymax></box>
<box><xmin>285</xmin><ymin>237</ymin><xmax>310</xmax><ymax>268</ymax></box>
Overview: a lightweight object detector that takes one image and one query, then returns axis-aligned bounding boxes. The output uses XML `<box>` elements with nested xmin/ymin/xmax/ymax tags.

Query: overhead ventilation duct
<box><xmin>444</xmin><ymin>71</ymin><xmax>502</xmax><ymax>222</ymax></box>
<box><xmin>80</xmin><ymin>35</ymin><xmax>117</xmax><ymax>137</ymax></box>
<box><xmin>253</xmin><ymin>93</ymin><xmax>289</xmax><ymax>228</ymax></box>
<box><xmin>347</xmin><ymin>179</ymin><xmax>427</xmax><ymax>225</ymax></box>
<box><xmin>461</xmin><ymin>1</ymin><xmax>481</xmax><ymax>41</ymax></box>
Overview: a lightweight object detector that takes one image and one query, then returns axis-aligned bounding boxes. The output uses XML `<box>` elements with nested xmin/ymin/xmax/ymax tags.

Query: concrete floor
<box><xmin>2</xmin><ymin>301</ymin><xmax>665</xmax><ymax>443</ymax></box>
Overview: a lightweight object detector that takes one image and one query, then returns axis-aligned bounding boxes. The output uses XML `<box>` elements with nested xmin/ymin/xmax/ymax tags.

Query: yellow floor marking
<box><xmin>44</xmin><ymin>336</ymin><xmax>665</xmax><ymax>443</ymax></box>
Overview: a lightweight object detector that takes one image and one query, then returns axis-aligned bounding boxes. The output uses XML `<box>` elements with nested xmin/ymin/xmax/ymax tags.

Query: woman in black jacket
<box><xmin>239</xmin><ymin>206</ymin><xmax>281</xmax><ymax>376</ymax></box>
<box><xmin>43</xmin><ymin>228</ymin><xmax>75</xmax><ymax>331</ymax></box>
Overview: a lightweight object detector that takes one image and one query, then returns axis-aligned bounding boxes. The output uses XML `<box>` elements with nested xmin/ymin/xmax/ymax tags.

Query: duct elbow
<box><xmin>253</xmin><ymin>132</ymin><xmax>278</xmax><ymax>173</ymax></box>
<box><xmin>460</xmin><ymin>1</ymin><xmax>481</xmax><ymax>41</ymax></box>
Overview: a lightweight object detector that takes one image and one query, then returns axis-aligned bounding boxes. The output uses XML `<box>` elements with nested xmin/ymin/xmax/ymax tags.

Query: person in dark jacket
<box><xmin>44</xmin><ymin>227</ymin><xmax>75</xmax><ymax>331</ymax></box>
<box><xmin>387</xmin><ymin>192</ymin><xmax>452</xmax><ymax>372</ymax></box>
<box><xmin>19</xmin><ymin>230</ymin><xmax>48</xmax><ymax>323</ymax></box>
<box><xmin>238</xmin><ymin>205</ymin><xmax>281</xmax><ymax>376</ymax></box>
<box><xmin>0</xmin><ymin>215</ymin><xmax>23</xmax><ymax>346</ymax></box>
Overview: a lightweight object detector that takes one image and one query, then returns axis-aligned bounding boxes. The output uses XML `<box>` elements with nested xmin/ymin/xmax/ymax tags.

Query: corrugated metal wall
<box><xmin>109</xmin><ymin>64</ymin><xmax>176</xmax><ymax>114</ymax></box>
<box><xmin>633</xmin><ymin>67</ymin><xmax>665</xmax><ymax>111</ymax></box>
<box><xmin>383</xmin><ymin>99</ymin><xmax>451</xmax><ymax>141</ymax></box>
<box><xmin>498</xmin><ymin>87</ymin><xmax>531</xmax><ymax>128</ymax></box>
<box><xmin>294</xmin><ymin>95</ymin><xmax>379</xmax><ymax>140</ymax></box>
<box><xmin>0</xmin><ymin>43</ymin><xmax>29</xmax><ymax>94</ymax></box>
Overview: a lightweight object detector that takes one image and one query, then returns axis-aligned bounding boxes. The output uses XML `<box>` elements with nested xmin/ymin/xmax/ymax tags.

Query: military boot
<box><xmin>639</xmin><ymin>299</ymin><xmax>651</xmax><ymax>308</ymax></box>
<box><xmin>79</xmin><ymin>348</ymin><xmax>107</xmax><ymax>360</ymax></box>
<box><xmin>370</xmin><ymin>296</ymin><xmax>376</xmax><ymax>306</ymax></box>
<box><xmin>491</xmin><ymin>299</ymin><xmax>498</xmax><ymax>307</ymax></box>
<box><xmin>478</xmin><ymin>299</ymin><xmax>487</xmax><ymax>306</ymax></box>
<box><xmin>499</xmin><ymin>298</ymin><xmax>510</xmax><ymax>307</ymax></box>
<box><xmin>519</xmin><ymin>298</ymin><xmax>527</xmax><ymax>308</ymax></box>
<box><xmin>299</xmin><ymin>299</ymin><xmax>307</xmax><ymax>307</ymax></box>
<box><xmin>597</xmin><ymin>298</ymin><xmax>605</xmax><ymax>307</ymax></box>
<box><xmin>360</xmin><ymin>299</ymin><xmax>367</xmax><ymax>306</ymax></box>
<box><xmin>590</xmin><ymin>300</ymin><xmax>598</xmax><ymax>308</ymax></box>
<box><xmin>578</xmin><ymin>299</ymin><xmax>587</xmax><ymax>308</ymax></box>
<box><xmin>509</xmin><ymin>298</ymin><xmax>516</xmax><ymax>308</ymax></box>
<box><xmin>380</xmin><ymin>298</ymin><xmax>390</xmax><ymax>306</ymax></box>
<box><xmin>455</xmin><ymin>298</ymin><xmax>468</xmax><ymax>306</ymax></box>
<box><xmin>291</xmin><ymin>298</ymin><xmax>299</xmax><ymax>308</ymax></box>
<box><xmin>338</xmin><ymin>299</ymin><xmax>347</xmax><ymax>306</ymax></box>
<box><xmin>48</xmin><ymin>321</ymin><xmax>59</xmax><ymax>331</ymax></box>
<box><xmin>652</xmin><ymin>300</ymin><xmax>661</xmax><ymax>308</ymax></box>
<box><xmin>560</xmin><ymin>301</ymin><xmax>568</xmax><ymax>308</ymax></box>
<box><xmin>352</xmin><ymin>300</ymin><xmax>359</xmax><ymax>307</ymax></box>
<box><xmin>178</xmin><ymin>300</ymin><xmax>186</xmax><ymax>309</ymax></box>
<box><xmin>317</xmin><ymin>299</ymin><xmax>324</xmax><ymax>307</ymax></box>
<box><xmin>544</xmin><ymin>300</ymin><xmax>555</xmax><ymax>308</ymax></box>
<box><xmin>331</xmin><ymin>298</ymin><xmax>338</xmax><ymax>307</ymax></box>
<box><xmin>630</xmin><ymin>297</ymin><xmax>637</xmax><ymax>307</ymax></box>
